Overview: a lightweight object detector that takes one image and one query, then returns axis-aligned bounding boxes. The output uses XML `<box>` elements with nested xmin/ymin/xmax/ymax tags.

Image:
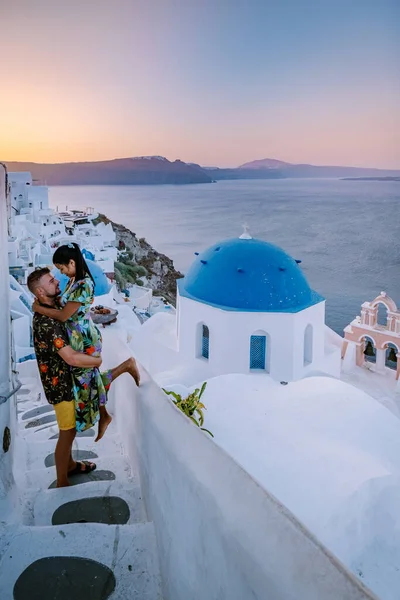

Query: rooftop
<box><xmin>178</xmin><ymin>235</ymin><xmax>323</xmax><ymax>312</ymax></box>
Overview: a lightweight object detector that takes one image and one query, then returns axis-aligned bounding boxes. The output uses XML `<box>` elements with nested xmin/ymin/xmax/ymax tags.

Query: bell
<box><xmin>364</xmin><ymin>341</ymin><xmax>375</xmax><ymax>357</ymax></box>
<box><xmin>387</xmin><ymin>347</ymin><xmax>397</xmax><ymax>363</ymax></box>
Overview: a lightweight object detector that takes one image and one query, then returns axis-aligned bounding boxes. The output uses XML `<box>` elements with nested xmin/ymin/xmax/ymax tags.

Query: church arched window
<box><xmin>363</xmin><ymin>336</ymin><xmax>376</xmax><ymax>363</ymax></box>
<box><xmin>385</xmin><ymin>343</ymin><xmax>398</xmax><ymax>371</ymax></box>
<box><xmin>377</xmin><ymin>303</ymin><xmax>388</xmax><ymax>327</ymax></box>
<box><xmin>250</xmin><ymin>332</ymin><xmax>269</xmax><ymax>371</ymax></box>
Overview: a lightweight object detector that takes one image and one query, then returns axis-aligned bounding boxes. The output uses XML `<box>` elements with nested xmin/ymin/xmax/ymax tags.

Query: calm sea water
<box><xmin>49</xmin><ymin>179</ymin><xmax>400</xmax><ymax>334</ymax></box>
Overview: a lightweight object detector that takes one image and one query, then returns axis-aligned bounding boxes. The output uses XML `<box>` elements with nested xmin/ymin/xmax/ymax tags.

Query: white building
<box><xmin>176</xmin><ymin>229</ymin><xmax>341</xmax><ymax>382</ymax></box>
<box><xmin>7</xmin><ymin>173</ymin><xmax>117</xmax><ymax>279</ymax></box>
<box><xmin>8</xmin><ymin>171</ymin><xmax>32</xmax><ymax>215</ymax></box>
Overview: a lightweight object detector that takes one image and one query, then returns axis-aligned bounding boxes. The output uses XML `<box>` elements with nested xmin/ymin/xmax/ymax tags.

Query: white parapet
<box><xmin>100</xmin><ymin>325</ymin><xmax>377</xmax><ymax>600</ymax></box>
<box><xmin>342</xmin><ymin>341</ymin><xmax>357</xmax><ymax>372</ymax></box>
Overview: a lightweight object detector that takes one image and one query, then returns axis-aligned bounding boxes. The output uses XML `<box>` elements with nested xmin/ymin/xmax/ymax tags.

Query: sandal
<box><xmin>68</xmin><ymin>460</ymin><xmax>97</xmax><ymax>475</ymax></box>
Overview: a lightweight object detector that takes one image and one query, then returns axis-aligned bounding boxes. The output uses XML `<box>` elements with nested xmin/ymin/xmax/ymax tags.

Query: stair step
<box><xmin>24</xmin><ymin>437</ymin><xmax>124</xmax><ymax>471</ymax></box>
<box><xmin>14</xmin><ymin>556</ymin><xmax>116</xmax><ymax>600</ymax></box>
<box><xmin>22</xmin><ymin>456</ymin><xmax>134</xmax><ymax>491</ymax></box>
<box><xmin>23</xmin><ymin>479</ymin><xmax>146</xmax><ymax>526</ymax></box>
<box><xmin>0</xmin><ymin>522</ymin><xmax>162</xmax><ymax>600</ymax></box>
<box><xmin>21</xmin><ymin>405</ymin><xmax>54</xmax><ymax>421</ymax></box>
<box><xmin>44</xmin><ymin>449</ymin><xmax>98</xmax><ymax>468</ymax></box>
<box><xmin>21</xmin><ymin>419</ymin><xmax>122</xmax><ymax>443</ymax></box>
<box><xmin>23</xmin><ymin>414</ymin><xmax>57</xmax><ymax>430</ymax></box>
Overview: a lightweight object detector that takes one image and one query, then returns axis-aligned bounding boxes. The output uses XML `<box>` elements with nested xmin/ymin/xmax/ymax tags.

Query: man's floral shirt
<box><xmin>33</xmin><ymin>310</ymin><xmax>74</xmax><ymax>405</ymax></box>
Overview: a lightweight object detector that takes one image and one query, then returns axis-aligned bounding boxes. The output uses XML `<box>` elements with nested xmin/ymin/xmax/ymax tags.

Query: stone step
<box><xmin>20</xmin><ymin>404</ymin><xmax>54</xmax><ymax>421</ymax></box>
<box><xmin>0</xmin><ymin>522</ymin><xmax>163</xmax><ymax>600</ymax></box>
<box><xmin>16</xmin><ymin>393</ymin><xmax>42</xmax><ymax>409</ymax></box>
<box><xmin>23</xmin><ymin>436</ymin><xmax>124</xmax><ymax>471</ymax></box>
<box><xmin>22</xmin><ymin>413</ymin><xmax>57</xmax><ymax>430</ymax></box>
<box><xmin>19</xmin><ymin>418</ymin><xmax>122</xmax><ymax>443</ymax></box>
<box><xmin>18</xmin><ymin>423</ymin><xmax>98</xmax><ymax>443</ymax></box>
<box><xmin>22</xmin><ymin>479</ymin><xmax>146</xmax><ymax>526</ymax></box>
<box><xmin>17</xmin><ymin>376</ymin><xmax>40</xmax><ymax>388</ymax></box>
<box><xmin>21</xmin><ymin>455</ymin><xmax>134</xmax><ymax>491</ymax></box>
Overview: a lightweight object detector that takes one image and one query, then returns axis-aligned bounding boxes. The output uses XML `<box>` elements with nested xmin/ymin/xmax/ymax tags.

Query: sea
<box><xmin>49</xmin><ymin>178</ymin><xmax>400</xmax><ymax>334</ymax></box>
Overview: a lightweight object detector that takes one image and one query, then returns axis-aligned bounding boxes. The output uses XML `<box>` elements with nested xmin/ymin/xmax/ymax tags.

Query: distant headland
<box><xmin>4</xmin><ymin>156</ymin><xmax>400</xmax><ymax>186</ymax></box>
<box><xmin>341</xmin><ymin>176</ymin><xmax>400</xmax><ymax>182</ymax></box>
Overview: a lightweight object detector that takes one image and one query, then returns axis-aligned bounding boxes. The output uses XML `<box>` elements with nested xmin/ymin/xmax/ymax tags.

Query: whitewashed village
<box><xmin>1</xmin><ymin>164</ymin><xmax>400</xmax><ymax>600</ymax></box>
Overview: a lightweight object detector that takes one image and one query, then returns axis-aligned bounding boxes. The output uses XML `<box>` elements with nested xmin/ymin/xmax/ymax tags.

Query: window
<box><xmin>385</xmin><ymin>343</ymin><xmax>398</xmax><ymax>371</ymax></box>
<box><xmin>377</xmin><ymin>303</ymin><xmax>388</xmax><ymax>327</ymax></box>
<box><xmin>250</xmin><ymin>335</ymin><xmax>266</xmax><ymax>370</ymax></box>
<box><xmin>304</xmin><ymin>325</ymin><xmax>313</xmax><ymax>365</ymax></box>
<box><xmin>201</xmin><ymin>325</ymin><xmax>209</xmax><ymax>359</ymax></box>
<box><xmin>363</xmin><ymin>336</ymin><xmax>376</xmax><ymax>363</ymax></box>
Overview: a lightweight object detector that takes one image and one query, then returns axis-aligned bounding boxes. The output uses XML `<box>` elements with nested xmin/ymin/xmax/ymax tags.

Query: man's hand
<box><xmin>58</xmin><ymin>345</ymin><xmax>103</xmax><ymax>369</ymax></box>
<box><xmin>93</xmin><ymin>356</ymin><xmax>102</xmax><ymax>368</ymax></box>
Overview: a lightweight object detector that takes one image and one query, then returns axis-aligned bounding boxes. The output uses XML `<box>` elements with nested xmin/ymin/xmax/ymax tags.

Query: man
<box><xmin>27</xmin><ymin>267</ymin><xmax>101</xmax><ymax>487</ymax></box>
<box><xmin>28</xmin><ymin>267</ymin><xmax>140</xmax><ymax>487</ymax></box>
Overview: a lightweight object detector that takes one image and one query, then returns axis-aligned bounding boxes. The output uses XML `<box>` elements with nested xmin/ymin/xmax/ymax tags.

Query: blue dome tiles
<box><xmin>178</xmin><ymin>238</ymin><xmax>324</xmax><ymax>313</ymax></box>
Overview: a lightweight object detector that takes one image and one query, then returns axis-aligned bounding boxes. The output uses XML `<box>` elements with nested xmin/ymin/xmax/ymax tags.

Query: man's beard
<box><xmin>48</xmin><ymin>287</ymin><xmax>61</xmax><ymax>299</ymax></box>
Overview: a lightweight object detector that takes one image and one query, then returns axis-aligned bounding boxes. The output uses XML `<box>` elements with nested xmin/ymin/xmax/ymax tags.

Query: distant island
<box><xmin>4</xmin><ymin>156</ymin><xmax>400</xmax><ymax>186</ymax></box>
<box><xmin>4</xmin><ymin>157</ymin><xmax>213</xmax><ymax>186</ymax></box>
<box><xmin>341</xmin><ymin>176</ymin><xmax>400</xmax><ymax>182</ymax></box>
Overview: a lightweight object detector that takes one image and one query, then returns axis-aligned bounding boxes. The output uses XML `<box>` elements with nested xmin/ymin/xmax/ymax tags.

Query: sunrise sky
<box><xmin>1</xmin><ymin>0</ymin><xmax>399</xmax><ymax>168</ymax></box>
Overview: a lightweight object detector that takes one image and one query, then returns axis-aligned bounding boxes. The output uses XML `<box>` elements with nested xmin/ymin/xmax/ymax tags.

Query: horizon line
<box><xmin>3</xmin><ymin>155</ymin><xmax>400</xmax><ymax>171</ymax></box>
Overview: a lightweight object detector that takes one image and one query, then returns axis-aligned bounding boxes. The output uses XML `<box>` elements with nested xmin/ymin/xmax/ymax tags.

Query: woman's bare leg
<box><xmin>110</xmin><ymin>357</ymin><xmax>140</xmax><ymax>386</ymax></box>
<box><xmin>95</xmin><ymin>405</ymin><xmax>113</xmax><ymax>443</ymax></box>
<box><xmin>95</xmin><ymin>357</ymin><xmax>140</xmax><ymax>442</ymax></box>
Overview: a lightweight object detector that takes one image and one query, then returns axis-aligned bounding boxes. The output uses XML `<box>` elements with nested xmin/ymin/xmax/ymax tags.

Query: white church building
<box><xmin>133</xmin><ymin>229</ymin><xmax>341</xmax><ymax>383</ymax></box>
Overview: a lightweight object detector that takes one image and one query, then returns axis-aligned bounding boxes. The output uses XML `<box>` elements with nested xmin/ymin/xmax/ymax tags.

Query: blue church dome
<box><xmin>53</xmin><ymin>259</ymin><xmax>111</xmax><ymax>296</ymax></box>
<box><xmin>178</xmin><ymin>236</ymin><xmax>323</xmax><ymax>312</ymax></box>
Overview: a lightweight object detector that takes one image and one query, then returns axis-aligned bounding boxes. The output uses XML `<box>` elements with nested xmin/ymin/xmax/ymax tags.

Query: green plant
<box><xmin>120</xmin><ymin>250</ymin><xmax>134</xmax><ymax>263</ymax></box>
<box><xmin>162</xmin><ymin>382</ymin><xmax>213</xmax><ymax>437</ymax></box>
<box><xmin>114</xmin><ymin>268</ymin><xmax>125</xmax><ymax>289</ymax></box>
<box><xmin>114</xmin><ymin>260</ymin><xmax>148</xmax><ymax>289</ymax></box>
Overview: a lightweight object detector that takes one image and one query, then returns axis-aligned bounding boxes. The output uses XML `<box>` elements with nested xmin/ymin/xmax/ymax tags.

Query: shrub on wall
<box><xmin>163</xmin><ymin>382</ymin><xmax>213</xmax><ymax>437</ymax></box>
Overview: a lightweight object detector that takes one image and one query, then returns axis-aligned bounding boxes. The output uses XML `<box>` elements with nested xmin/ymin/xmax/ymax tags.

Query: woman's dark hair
<box><xmin>53</xmin><ymin>243</ymin><xmax>95</xmax><ymax>284</ymax></box>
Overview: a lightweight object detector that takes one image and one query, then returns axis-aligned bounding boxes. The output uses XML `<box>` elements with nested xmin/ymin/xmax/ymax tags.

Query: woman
<box><xmin>33</xmin><ymin>242</ymin><xmax>140</xmax><ymax>441</ymax></box>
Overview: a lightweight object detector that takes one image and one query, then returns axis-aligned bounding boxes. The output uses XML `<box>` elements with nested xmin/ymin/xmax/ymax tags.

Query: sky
<box><xmin>0</xmin><ymin>0</ymin><xmax>399</xmax><ymax>168</ymax></box>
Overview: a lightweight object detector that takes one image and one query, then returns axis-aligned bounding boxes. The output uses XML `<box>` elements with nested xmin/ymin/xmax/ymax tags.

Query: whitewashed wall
<box><xmin>177</xmin><ymin>293</ymin><xmax>336</xmax><ymax>382</ymax></box>
<box><xmin>0</xmin><ymin>164</ymin><xmax>15</xmax><ymax>502</ymax></box>
<box><xmin>101</xmin><ymin>327</ymin><xmax>376</xmax><ymax>600</ymax></box>
<box><xmin>107</xmin><ymin>370</ymin><xmax>377</xmax><ymax>600</ymax></box>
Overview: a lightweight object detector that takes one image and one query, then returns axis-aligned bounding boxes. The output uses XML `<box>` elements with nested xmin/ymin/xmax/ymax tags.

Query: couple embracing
<box><xmin>28</xmin><ymin>243</ymin><xmax>140</xmax><ymax>487</ymax></box>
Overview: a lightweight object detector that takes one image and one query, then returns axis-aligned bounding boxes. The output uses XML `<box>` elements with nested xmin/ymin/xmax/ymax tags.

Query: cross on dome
<box><xmin>239</xmin><ymin>223</ymin><xmax>252</xmax><ymax>240</ymax></box>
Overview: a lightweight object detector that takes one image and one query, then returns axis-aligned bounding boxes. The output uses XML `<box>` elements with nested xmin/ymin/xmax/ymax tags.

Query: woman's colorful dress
<box><xmin>61</xmin><ymin>277</ymin><xmax>112</xmax><ymax>431</ymax></box>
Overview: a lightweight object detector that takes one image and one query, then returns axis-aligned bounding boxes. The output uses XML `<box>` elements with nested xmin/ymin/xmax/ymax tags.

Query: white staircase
<box><xmin>0</xmin><ymin>376</ymin><xmax>163</xmax><ymax>599</ymax></box>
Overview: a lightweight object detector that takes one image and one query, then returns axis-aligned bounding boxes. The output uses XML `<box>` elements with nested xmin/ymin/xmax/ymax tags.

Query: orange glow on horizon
<box><xmin>1</xmin><ymin>2</ymin><xmax>399</xmax><ymax>170</ymax></box>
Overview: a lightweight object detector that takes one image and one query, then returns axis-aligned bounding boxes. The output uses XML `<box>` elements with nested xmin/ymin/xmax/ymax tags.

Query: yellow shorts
<box><xmin>53</xmin><ymin>401</ymin><xmax>76</xmax><ymax>431</ymax></box>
